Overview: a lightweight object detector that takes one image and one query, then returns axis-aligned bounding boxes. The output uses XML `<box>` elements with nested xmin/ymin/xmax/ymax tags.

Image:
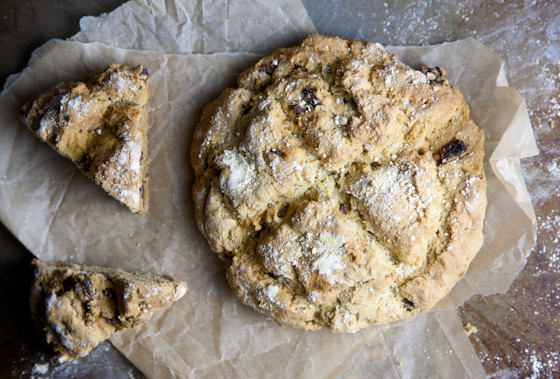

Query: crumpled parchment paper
<box><xmin>71</xmin><ymin>0</ymin><xmax>314</xmax><ymax>55</ymax></box>
<box><xmin>0</xmin><ymin>0</ymin><xmax>538</xmax><ymax>377</ymax></box>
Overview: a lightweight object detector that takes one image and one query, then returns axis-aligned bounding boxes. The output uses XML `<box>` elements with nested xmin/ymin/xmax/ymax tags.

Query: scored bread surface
<box><xmin>191</xmin><ymin>34</ymin><xmax>486</xmax><ymax>332</ymax></box>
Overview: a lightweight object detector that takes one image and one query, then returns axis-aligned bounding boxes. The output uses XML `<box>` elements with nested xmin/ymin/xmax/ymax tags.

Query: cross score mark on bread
<box><xmin>191</xmin><ymin>35</ymin><xmax>486</xmax><ymax>332</ymax></box>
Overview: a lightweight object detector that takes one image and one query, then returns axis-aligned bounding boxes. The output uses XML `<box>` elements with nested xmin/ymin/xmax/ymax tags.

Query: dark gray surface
<box><xmin>0</xmin><ymin>1</ymin><xmax>126</xmax><ymax>88</ymax></box>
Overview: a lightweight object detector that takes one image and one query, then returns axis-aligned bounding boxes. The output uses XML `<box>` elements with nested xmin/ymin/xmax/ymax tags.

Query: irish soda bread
<box><xmin>30</xmin><ymin>258</ymin><xmax>187</xmax><ymax>362</ymax></box>
<box><xmin>191</xmin><ymin>34</ymin><xmax>486</xmax><ymax>332</ymax></box>
<box><xmin>21</xmin><ymin>64</ymin><xmax>151</xmax><ymax>213</ymax></box>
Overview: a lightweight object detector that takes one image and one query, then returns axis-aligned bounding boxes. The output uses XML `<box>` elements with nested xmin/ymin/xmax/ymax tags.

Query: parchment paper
<box><xmin>0</xmin><ymin>2</ymin><xmax>538</xmax><ymax>377</ymax></box>
<box><xmin>71</xmin><ymin>0</ymin><xmax>315</xmax><ymax>55</ymax></box>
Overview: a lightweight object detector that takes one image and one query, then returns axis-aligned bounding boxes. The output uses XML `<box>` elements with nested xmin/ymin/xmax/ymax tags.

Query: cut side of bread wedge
<box><xmin>30</xmin><ymin>258</ymin><xmax>187</xmax><ymax>362</ymax></box>
<box><xmin>21</xmin><ymin>64</ymin><xmax>151</xmax><ymax>213</ymax></box>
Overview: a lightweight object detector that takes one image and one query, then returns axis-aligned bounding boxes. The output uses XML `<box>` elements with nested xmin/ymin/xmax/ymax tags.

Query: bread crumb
<box><xmin>32</xmin><ymin>363</ymin><xmax>49</xmax><ymax>375</ymax></box>
<box><xmin>464</xmin><ymin>322</ymin><xmax>478</xmax><ymax>336</ymax></box>
<box><xmin>398</xmin><ymin>361</ymin><xmax>404</xmax><ymax>367</ymax></box>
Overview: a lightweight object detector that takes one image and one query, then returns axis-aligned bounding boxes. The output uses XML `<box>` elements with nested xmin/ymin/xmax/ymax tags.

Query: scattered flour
<box><xmin>310</xmin><ymin>231</ymin><xmax>347</xmax><ymax>282</ymax></box>
<box><xmin>216</xmin><ymin>148</ymin><xmax>257</xmax><ymax>201</ymax></box>
<box><xmin>265</xmin><ymin>285</ymin><xmax>280</xmax><ymax>304</ymax></box>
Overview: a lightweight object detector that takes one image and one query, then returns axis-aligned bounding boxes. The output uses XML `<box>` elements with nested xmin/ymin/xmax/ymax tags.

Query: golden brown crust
<box><xmin>21</xmin><ymin>64</ymin><xmax>151</xmax><ymax>213</ymax></box>
<box><xmin>191</xmin><ymin>34</ymin><xmax>486</xmax><ymax>332</ymax></box>
<box><xmin>30</xmin><ymin>258</ymin><xmax>187</xmax><ymax>362</ymax></box>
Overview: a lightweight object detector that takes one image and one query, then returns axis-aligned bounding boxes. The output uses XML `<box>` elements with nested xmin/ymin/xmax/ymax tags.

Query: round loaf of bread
<box><xmin>191</xmin><ymin>34</ymin><xmax>486</xmax><ymax>332</ymax></box>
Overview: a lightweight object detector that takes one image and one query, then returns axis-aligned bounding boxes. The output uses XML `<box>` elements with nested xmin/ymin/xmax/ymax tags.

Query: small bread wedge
<box><xmin>30</xmin><ymin>258</ymin><xmax>187</xmax><ymax>362</ymax></box>
<box><xmin>21</xmin><ymin>64</ymin><xmax>151</xmax><ymax>213</ymax></box>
